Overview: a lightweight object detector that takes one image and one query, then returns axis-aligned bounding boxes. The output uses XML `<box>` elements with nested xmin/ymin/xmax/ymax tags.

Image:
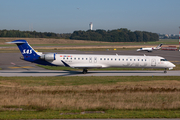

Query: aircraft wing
<box><xmin>71</xmin><ymin>65</ymin><xmax>102</xmax><ymax>69</ymax></box>
<box><xmin>61</xmin><ymin>60</ymin><xmax>102</xmax><ymax>69</ymax></box>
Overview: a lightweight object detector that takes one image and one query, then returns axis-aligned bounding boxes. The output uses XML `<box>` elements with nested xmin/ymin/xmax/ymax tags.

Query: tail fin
<box><xmin>7</xmin><ymin>40</ymin><xmax>40</xmax><ymax>62</ymax></box>
<box><xmin>156</xmin><ymin>43</ymin><xmax>163</xmax><ymax>49</ymax></box>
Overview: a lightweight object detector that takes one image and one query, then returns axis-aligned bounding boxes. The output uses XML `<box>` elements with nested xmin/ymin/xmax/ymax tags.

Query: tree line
<box><xmin>70</xmin><ymin>28</ymin><xmax>159</xmax><ymax>42</ymax></box>
<box><xmin>0</xmin><ymin>29</ymin><xmax>71</xmax><ymax>39</ymax></box>
<box><xmin>0</xmin><ymin>28</ymin><xmax>159</xmax><ymax>42</ymax></box>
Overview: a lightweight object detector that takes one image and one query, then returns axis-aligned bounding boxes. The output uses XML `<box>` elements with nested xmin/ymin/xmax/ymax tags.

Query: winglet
<box><xmin>61</xmin><ymin>60</ymin><xmax>70</xmax><ymax>67</ymax></box>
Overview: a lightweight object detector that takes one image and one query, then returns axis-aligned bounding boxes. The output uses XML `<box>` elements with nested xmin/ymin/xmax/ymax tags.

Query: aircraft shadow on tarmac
<box><xmin>0</xmin><ymin>70</ymin><xmax>164</xmax><ymax>76</ymax></box>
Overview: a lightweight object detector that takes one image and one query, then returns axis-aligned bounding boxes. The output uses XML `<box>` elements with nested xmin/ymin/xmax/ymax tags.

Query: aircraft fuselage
<box><xmin>47</xmin><ymin>54</ymin><xmax>174</xmax><ymax>70</ymax></box>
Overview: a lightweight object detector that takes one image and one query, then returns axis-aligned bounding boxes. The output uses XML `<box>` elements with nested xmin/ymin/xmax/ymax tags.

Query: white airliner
<box><xmin>7</xmin><ymin>40</ymin><xmax>175</xmax><ymax>74</ymax></box>
<box><xmin>137</xmin><ymin>43</ymin><xmax>163</xmax><ymax>52</ymax></box>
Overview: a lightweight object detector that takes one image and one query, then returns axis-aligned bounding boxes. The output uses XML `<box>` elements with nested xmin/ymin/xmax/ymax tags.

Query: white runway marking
<box><xmin>10</xmin><ymin>62</ymin><xmax>16</xmax><ymax>65</ymax></box>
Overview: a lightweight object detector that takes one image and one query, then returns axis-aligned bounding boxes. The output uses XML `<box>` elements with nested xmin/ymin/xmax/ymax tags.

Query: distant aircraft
<box><xmin>7</xmin><ymin>40</ymin><xmax>174</xmax><ymax>73</ymax></box>
<box><xmin>137</xmin><ymin>44</ymin><xmax>163</xmax><ymax>52</ymax></box>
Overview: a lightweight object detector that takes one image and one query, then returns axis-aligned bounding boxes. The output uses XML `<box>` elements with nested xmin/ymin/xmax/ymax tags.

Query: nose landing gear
<box><xmin>83</xmin><ymin>69</ymin><xmax>88</xmax><ymax>74</ymax></box>
<box><xmin>164</xmin><ymin>68</ymin><xmax>167</xmax><ymax>73</ymax></box>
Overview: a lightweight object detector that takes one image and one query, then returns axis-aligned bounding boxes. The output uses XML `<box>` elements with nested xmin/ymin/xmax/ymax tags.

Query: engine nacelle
<box><xmin>40</xmin><ymin>53</ymin><xmax>56</xmax><ymax>61</ymax></box>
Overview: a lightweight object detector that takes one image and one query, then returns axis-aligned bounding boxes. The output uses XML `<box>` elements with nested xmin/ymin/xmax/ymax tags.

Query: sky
<box><xmin>0</xmin><ymin>0</ymin><xmax>180</xmax><ymax>34</ymax></box>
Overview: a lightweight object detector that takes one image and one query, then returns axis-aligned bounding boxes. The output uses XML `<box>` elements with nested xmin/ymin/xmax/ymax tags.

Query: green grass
<box><xmin>159</xmin><ymin>39</ymin><xmax>179</xmax><ymax>45</ymax></box>
<box><xmin>0</xmin><ymin>110</ymin><xmax>180</xmax><ymax>119</ymax></box>
<box><xmin>0</xmin><ymin>39</ymin><xmax>178</xmax><ymax>47</ymax></box>
<box><xmin>23</xmin><ymin>39</ymin><xmax>180</xmax><ymax>46</ymax></box>
<box><xmin>1</xmin><ymin>76</ymin><xmax>180</xmax><ymax>119</ymax></box>
<box><xmin>1</xmin><ymin>76</ymin><xmax>180</xmax><ymax>86</ymax></box>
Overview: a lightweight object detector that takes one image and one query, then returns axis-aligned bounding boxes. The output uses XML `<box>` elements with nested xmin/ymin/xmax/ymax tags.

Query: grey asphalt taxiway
<box><xmin>0</xmin><ymin>69</ymin><xmax>180</xmax><ymax>77</ymax></box>
<box><xmin>0</xmin><ymin>49</ymin><xmax>180</xmax><ymax>76</ymax></box>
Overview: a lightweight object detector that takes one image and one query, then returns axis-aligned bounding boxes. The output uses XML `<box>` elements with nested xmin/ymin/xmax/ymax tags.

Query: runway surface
<box><xmin>0</xmin><ymin>49</ymin><xmax>180</xmax><ymax>76</ymax></box>
<box><xmin>0</xmin><ymin>69</ymin><xmax>179</xmax><ymax>76</ymax></box>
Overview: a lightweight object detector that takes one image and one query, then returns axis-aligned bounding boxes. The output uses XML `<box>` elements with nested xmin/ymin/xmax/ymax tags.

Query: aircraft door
<box><xmin>89</xmin><ymin>57</ymin><xmax>92</xmax><ymax>63</ymax></box>
<box><xmin>94</xmin><ymin>57</ymin><xmax>97</xmax><ymax>63</ymax></box>
<box><xmin>151</xmin><ymin>59</ymin><xmax>156</xmax><ymax>66</ymax></box>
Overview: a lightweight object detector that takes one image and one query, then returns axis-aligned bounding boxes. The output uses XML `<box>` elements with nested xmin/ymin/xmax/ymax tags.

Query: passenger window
<box><xmin>111</xmin><ymin>58</ymin><xmax>113</xmax><ymax>60</ymax></box>
<box><xmin>115</xmin><ymin>59</ymin><xmax>116</xmax><ymax>61</ymax></box>
<box><xmin>134</xmin><ymin>59</ymin><xmax>136</xmax><ymax>61</ymax></box>
<box><xmin>104</xmin><ymin>58</ymin><xmax>106</xmax><ymax>60</ymax></box>
<box><xmin>142</xmin><ymin>59</ymin><xmax>143</xmax><ymax>61</ymax></box>
<box><xmin>100</xmin><ymin>58</ymin><xmax>102</xmax><ymax>60</ymax></box>
<box><xmin>119</xmin><ymin>59</ymin><xmax>120</xmax><ymax>61</ymax></box>
<box><xmin>107</xmin><ymin>58</ymin><xmax>109</xmax><ymax>60</ymax></box>
<box><xmin>74</xmin><ymin>58</ymin><xmax>76</xmax><ymax>60</ymax></box>
<box><xmin>122</xmin><ymin>59</ymin><xmax>124</xmax><ymax>61</ymax></box>
<box><xmin>63</xmin><ymin>58</ymin><xmax>65</xmax><ymax>60</ymax></box>
<box><xmin>78</xmin><ymin>58</ymin><xmax>80</xmax><ymax>60</ymax></box>
<box><xmin>130</xmin><ymin>59</ymin><xmax>132</xmax><ymax>61</ymax></box>
<box><xmin>82</xmin><ymin>58</ymin><xmax>84</xmax><ymax>60</ymax></box>
<box><xmin>126</xmin><ymin>59</ymin><xmax>128</xmax><ymax>61</ymax></box>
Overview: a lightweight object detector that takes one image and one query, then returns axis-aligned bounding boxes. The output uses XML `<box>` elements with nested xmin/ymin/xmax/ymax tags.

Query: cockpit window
<box><xmin>160</xmin><ymin>59</ymin><xmax>167</xmax><ymax>61</ymax></box>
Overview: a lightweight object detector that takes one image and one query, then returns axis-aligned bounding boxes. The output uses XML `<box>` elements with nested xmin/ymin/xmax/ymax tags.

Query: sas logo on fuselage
<box><xmin>22</xmin><ymin>49</ymin><xmax>32</xmax><ymax>54</ymax></box>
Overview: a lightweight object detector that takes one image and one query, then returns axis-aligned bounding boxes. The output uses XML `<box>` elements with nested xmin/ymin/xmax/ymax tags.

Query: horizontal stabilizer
<box><xmin>6</xmin><ymin>40</ymin><xmax>27</xmax><ymax>44</ymax></box>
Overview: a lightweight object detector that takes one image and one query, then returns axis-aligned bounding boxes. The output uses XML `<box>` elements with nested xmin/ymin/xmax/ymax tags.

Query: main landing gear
<box><xmin>83</xmin><ymin>69</ymin><xmax>88</xmax><ymax>74</ymax></box>
<box><xmin>164</xmin><ymin>68</ymin><xmax>167</xmax><ymax>73</ymax></box>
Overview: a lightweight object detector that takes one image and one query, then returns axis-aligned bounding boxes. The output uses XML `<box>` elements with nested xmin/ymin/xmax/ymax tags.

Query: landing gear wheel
<box><xmin>164</xmin><ymin>68</ymin><xmax>167</xmax><ymax>73</ymax></box>
<box><xmin>83</xmin><ymin>69</ymin><xmax>88</xmax><ymax>74</ymax></box>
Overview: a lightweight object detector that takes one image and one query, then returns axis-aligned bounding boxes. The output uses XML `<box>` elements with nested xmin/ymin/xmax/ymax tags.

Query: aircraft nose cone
<box><xmin>172</xmin><ymin>63</ymin><xmax>176</xmax><ymax>67</ymax></box>
<box><xmin>170</xmin><ymin>62</ymin><xmax>176</xmax><ymax>67</ymax></box>
<box><xmin>168</xmin><ymin>62</ymin><xmax>176</xmax><ymax>70</ymax></box>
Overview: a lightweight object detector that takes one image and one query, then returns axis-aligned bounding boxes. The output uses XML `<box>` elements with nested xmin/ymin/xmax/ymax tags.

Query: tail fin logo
<box><xmin>22</xmin><ymin>49</ymin><xmax>32</xmax><ymax>54</ymax></box>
